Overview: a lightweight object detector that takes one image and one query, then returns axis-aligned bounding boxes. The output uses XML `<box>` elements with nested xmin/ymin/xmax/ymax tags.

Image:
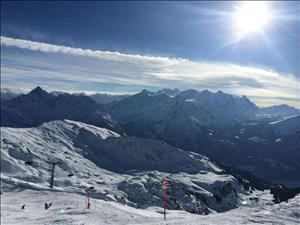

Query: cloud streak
<box><xmin>1</xmin><ymin>36</ymin><xmax>299</xmax><ymax>107</ymax></box>
<box><xmin>1</xmin><ymin>36</ymin><xmax>185</xmax><ymax>65</ymax></box>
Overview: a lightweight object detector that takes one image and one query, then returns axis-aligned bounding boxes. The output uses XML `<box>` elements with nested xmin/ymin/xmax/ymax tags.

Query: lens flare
<box><xmin>234</xmin><ymin>2</ymin><xmax>271</xmax><ymax>37</ymax></box>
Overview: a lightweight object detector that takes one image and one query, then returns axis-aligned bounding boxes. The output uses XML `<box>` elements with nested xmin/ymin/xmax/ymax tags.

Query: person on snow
<box><xmin>45</xmin><ymin>202</ymin><xmax>53</xmax><ymax>210</ymax></box>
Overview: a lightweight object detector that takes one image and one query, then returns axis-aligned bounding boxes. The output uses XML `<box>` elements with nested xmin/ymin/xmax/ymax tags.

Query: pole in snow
<box><xmin>86</xmin><ymin>187</ymin><xmax>94</xmax><ymax>209</ymax></box>
<box><xmin>87</xmin><ymin>191</ymin><xmax>90</xmax><ymax>209</ymax></box>
<box><xmin>46</xmin><ymin>160</ymin><xmax>59</xmax><ymax>188</ymax></box>
<box><xmin>50</xmin><ymin>163</ymin><xmax>56</xmax><ymax>188</ymax></box>
<box><xmin>163</xmin><ymin>176</ymin><xmax>167</xmax><ymax>220</ymax></box>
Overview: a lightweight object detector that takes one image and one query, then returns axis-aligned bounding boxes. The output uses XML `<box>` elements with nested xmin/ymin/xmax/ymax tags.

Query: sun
<box><xmin>233</xmin><ymin>1</ymin><xmax>271</xmax><ymax>36</ymax></box>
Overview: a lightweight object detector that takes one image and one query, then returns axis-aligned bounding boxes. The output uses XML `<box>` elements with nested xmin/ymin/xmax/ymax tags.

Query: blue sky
<box><xmin>1</xmin><ymin>1</ymin><xmax>299</xmax><ymax>107</ymax></box>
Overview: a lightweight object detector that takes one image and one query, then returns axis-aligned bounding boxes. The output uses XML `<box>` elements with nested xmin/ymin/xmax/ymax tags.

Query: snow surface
<box><xmin>2</xmin><ymin>120</ymin><xmax>299</xmax><ymax>224</ymax></box>
<box><xmin>1</xmin><ymin>120</ymin><xmax>243</xmax><ymax>216</ymax></box>
<box><xmin>1</xmin><ymin>190</ymin><xmax>299</xmax><ymax>225</ymax></box>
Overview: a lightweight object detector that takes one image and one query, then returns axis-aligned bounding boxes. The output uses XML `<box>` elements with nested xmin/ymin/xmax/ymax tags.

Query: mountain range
<box><xmin>1</xmin><ymin>87</ymin><xmax>299</xmax><ymax>186</ymax></box>
<box><xmin>106</xmin><ymin>89</ymin><xmax>300</xmax><ymax>185</ymax></box>
<box><xmin>1</xmin><ymin>87</ymin><xmax>123</xmax><ymax>134</ymax></box>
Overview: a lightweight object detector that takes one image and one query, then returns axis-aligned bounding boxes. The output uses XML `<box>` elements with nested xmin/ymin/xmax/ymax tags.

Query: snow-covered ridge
<box><xmin>62</xmin><ymin>119</ymin><xmax>120</xmax><ymax>139</ymax></box>
<box><xmin>269</xmin><ymin>115</ymin><xmax>300</xmax><ymax>136</ymax></box>
<box><xmin>1</xmin><ymin>120</ymin><xmax>244</xmax><ymax>214</ymax></box>
<box><xmin>269</xmin><ymin>115</ymin><xmax>299</xmax><ymax>125</ymax></box>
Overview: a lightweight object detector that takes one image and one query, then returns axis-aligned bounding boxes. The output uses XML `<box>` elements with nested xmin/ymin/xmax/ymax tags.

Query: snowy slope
<box><xmin>2</xmin><ymin>189</ymin><xmax>299</xmax><ymax>225</ymax></box>
<box><xmin>1</xmin><ymin>120</ymin><xmax>243</xmax><ymax>215</ymax></box>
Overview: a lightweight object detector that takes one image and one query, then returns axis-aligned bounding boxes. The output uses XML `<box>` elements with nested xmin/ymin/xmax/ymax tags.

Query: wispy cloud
<box><xmin>1</xmin><ymin>36</ymin><xmax>185</xmax><ymax>65</ymax></box>
<box><xmin>1</xmin><ymin>36</ymin><xmax>299</xmax><ymax>107</ymax></box>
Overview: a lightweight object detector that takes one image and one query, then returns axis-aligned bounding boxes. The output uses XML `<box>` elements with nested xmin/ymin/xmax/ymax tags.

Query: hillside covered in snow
<box><xmin>1</xmin><ymin>87</ymin><xmax>300</xmax><ymax>224</ymax></box>
<box><xmin>1</xmin><ymin>120</ymin><xmax>245</xmax><ymax>215</ymax></box>
<box><xmin>2</xmin><ymin>189</ymin><xmax>300</xmax><ymax>224</ymax></box>
<box><xmin>2</xmin><ymin>87</ymin><xmax>300</xmax><ymax>185</ymax></box>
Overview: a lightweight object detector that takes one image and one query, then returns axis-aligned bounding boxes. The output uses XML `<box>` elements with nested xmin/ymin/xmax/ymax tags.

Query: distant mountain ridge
<box><xmin>51</xmin><ymin>91</ymin><xmax>129</xmax><ymax>104</ymax></box>
<box><xmin>1</xmin><ymin>87</ymin><xmax>299</xmax><ymax>185</ymax></box>
<box><xmin>1</xmin><ymin>87</ymin><xmax>299</xmax><ymax>118</ymax></box>
<box><xmin>257</xmin><ymin>104</ymin><xmax>300</xmax><ymax>118</ymax></box>
<box><xmin>89</xmin><ymin>93</ymin><xmax>130</xmax><ymax>104</ymax></box>
<box><xmin>108</xmin><ymin>88</ymin><xmax>259</xmax><ymax>127</ymax></box>
<box><xmin>105</xmin><ymin>88</ymin><xmax>259</xmax><ymax>151</ymax></box>
<box><xmin>1</xmin><ymin>87</ymin><xmax>123</xmax><ymax>133</ymax></box>
<box><xmin>104</xmin><ymin>88</ymin><xmax>300</xmax><ymax>185</ymax></box>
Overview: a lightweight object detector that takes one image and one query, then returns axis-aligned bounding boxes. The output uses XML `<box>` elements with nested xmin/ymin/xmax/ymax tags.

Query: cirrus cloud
<box><xmin>1</xmin><ymin>36</ymin><xmax>299</xmax><ymax>107</ymax></box>
<box><xmin>1</xmin><ymin>36</ymin><xmax>185</xmax><ymax>65</ymax></box>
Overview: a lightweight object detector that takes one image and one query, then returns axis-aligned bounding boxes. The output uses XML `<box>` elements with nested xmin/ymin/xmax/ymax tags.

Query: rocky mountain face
<box><xmin>108</xmin><ymin>89</ymin><xmax>258</xmax><ymax>129</ymax></box>
<box><xmin>89</xmin><ymin>93</ymin><xmax>129</xmax><ymax>104</ymax></box>
<box><xmin>105</xmin><ymin>89</ymin><xmax>257</xmax><ymax>152</ymax></box>
<box><xmin>1</xmin><ymin>87</ymin><xmax>299</xmax><ymax>186</ymax></box>
<box><xmin>52</xmin><ymin>91</ymin><xmax>129</xmax><ymax>104</ymax></box>
<box><xmin>105</xmin><ymin>89</ymin><xmax>300</xmax><ymax>185</ymax></box>
<box><xmin>1</xmin><ymin>87</ymin><xmax>123</xmax><ymax>134</ymax></box>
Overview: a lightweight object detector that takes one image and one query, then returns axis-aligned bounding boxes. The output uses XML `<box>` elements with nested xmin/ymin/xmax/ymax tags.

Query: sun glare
<box><xmin>234</xmin><ymin>2</ymin><xmax>271</xmax><ymax>36</ymax></box>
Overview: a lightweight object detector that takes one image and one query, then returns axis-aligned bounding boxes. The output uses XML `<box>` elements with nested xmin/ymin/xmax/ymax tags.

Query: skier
<box><xmin>45</xmin><ymin>202</ymin><xmax>53</xmax><ymax>210</ymax></box>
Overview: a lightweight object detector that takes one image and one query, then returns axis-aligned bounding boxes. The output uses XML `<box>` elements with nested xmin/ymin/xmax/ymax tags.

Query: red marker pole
<box><xmin>87</xmin><ymin>192</ymin><xmax>90</xmax><ymax>209</ymax></box>
<box><xmin>163</xmin><ymin>176</ymin><xmax>166</xmax><ymax>220</ymax></box>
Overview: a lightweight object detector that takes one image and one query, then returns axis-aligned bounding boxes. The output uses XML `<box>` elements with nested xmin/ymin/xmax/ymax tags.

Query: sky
<box><xmin>1</xmin><ymin>1</ymin><xmax>299</xmax><ymax>107</ymax></box>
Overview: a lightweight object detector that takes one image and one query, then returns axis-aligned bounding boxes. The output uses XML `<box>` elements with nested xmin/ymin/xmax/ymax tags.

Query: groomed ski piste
<box><xmin>1</xmin><ymin>120</ymin><xmax>300</xmax><ymax>224</ymax></box>
<box><xmin>2</xmin><ymin>189</ymin><xmax>300</xmax><ymax>225</ymax></box>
